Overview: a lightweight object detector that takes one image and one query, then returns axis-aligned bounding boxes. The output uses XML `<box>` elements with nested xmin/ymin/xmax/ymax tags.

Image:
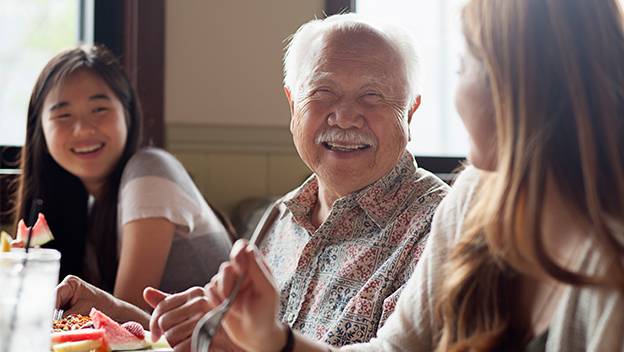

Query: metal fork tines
<box><xmin>53</xmin><ymin>308</ymin><xmax>64</xmax><ymax>321</ymax></box>
<box><xmin>191</xmin><ymin>202</ymin><xmax>281</xmax><ymax>352</ymax></box>
<box><xmin>192</xmin><ymin>277</ymin><xmax>242</xmax><ymax>352</ymax></box>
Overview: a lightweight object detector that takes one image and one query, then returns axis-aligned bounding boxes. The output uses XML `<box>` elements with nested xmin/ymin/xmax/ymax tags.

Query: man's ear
<box><xmin>407</xmin><ymin>95</ymin><xmax>421</xmax><ymax>125</ymax></box>
<box><xmin>284</xmin><ymin>87</ymin><xmax>295</xmax><ymax>116</ymax></box>
<box><xmin>406</xmin><ymin>96</ymin><xmax>421</xmax><ymax>142</ymax></box>
<box><xmin>285</xmin><ymin>87</ymin><xmax>297</xmax><ymax>133</ymax></box>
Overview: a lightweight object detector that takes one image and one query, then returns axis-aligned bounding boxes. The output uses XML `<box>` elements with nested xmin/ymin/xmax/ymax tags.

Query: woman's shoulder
<box><xmin>450</xmin><ymin>164</ymin><xmax>481</xmax><ymax>189</ymax></box>
<box><xmin>122</xmin><ymin>147</ymin><xmax>187</xmax><ymax>181</ymax></box>
<box><xmin>429</xmin><ymin>165</ymin><xmax>482</xmax><ymax>239</ymax></box>
<box><xmin>442</xmin><ymin>165</ymin><xmax>482</xmax><ymax>210</ymax></box>
<box><xmin>127</xmin><ymin>147</ymin><xmax>179</xmax><ymax>165</ymax></box>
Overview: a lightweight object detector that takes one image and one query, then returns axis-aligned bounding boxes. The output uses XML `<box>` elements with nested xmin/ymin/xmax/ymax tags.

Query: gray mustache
<box><xmin>315</xmin><ymin>129</ymin><xmax>378</xmax><ymax>148</ymax></box>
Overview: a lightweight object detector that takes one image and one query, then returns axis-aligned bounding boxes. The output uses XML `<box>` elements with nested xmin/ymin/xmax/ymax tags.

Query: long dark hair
<box><xmin>12</xmin><ymin>44</ymin><xmax>143</xmax><ymax>291</ymax></box>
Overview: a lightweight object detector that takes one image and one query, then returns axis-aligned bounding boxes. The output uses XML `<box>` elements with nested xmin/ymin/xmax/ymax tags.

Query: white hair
<box><xmin>283</xmin><ymin>13</ymin><xmax>423</xmax><ymax>107</ymax></box>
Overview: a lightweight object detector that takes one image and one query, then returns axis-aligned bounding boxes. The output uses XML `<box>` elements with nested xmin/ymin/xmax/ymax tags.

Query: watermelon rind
<box><xmin>51</xmin><ymin>338</ymin><xmax>104</xmax><ymax>352</ymax></box>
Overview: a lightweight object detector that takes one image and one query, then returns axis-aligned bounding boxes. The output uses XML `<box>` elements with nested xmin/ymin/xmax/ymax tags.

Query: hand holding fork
<box><xmin>191</xmin><ymin>202</ymin><xmax>281</xmax><ymax>352</ymax></box>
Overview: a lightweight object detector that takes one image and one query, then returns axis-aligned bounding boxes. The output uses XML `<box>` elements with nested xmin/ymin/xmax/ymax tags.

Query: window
<box><xmin>357</xmin><ymin>0</ymin><xmax>469</xmax><ymax>157</ymax></box>
<box><xmin>0</xmin><ymin>0</ymin><xmax>82</xmax><ymax>147</ymax></box>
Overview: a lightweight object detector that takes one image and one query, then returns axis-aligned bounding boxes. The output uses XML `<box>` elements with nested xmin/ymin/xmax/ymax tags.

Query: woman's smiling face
<box><xmin>41</xmin><ymin>68</ymin><xmax>128</xmax><ymax>196</ymax></box>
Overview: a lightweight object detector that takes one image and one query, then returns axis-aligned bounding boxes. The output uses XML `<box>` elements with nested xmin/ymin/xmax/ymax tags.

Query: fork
<box><xmin>191</xmin><ymin>202</ymin><xmax>281</xmax><ymax>352</ymax></box>
<box><xmin>53</xmin><ymin>308</ymin><xmax>64</xmax><ymax>321</ymax></box>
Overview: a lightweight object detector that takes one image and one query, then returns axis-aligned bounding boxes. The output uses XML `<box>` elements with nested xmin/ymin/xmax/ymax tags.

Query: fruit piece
<box><xmin>51</xmin><ymin>328</ymin><xmax>105</xmax><ymax>344</ymax></box>
<box><xmin>52</xmin><ymin>338</ymin><xmax>105</xmax><ymax>352</ymax></box>
<box><xmin>144</xmin><ymin>331</ymin><xmax>171</xmax><ymax>348</ymax></box>
<box><xmin>0</xmin><ymin>231</ymin><xmax>11</xmax><ymax>252</ymax></box>
<box><xmin>16</xmin><ymin>213</ymin><xmax>54</xmax><ymax>247</ymax></box>
<box><xmin>90</xmin><ymin>308</ymin><xmax>148</xmax><ymax>351</ymax></box>
<box><xmin>120</xmin><ymin>321</ymin><xmax>145</xmax><ymax>340</ymax></box>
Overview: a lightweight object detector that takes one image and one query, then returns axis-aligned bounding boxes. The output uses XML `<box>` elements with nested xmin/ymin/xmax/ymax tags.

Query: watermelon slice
<box><xmin>89</xmin><ymin>308</ymin><xmax>148</xmax><ymax>351</ymax></box>
<box><xmin>51</xmin><ymin>328</ymin><xmax>105</xmax><ymax>344</ymax></box>
<box><xmin>16</xmin><ymin>213</ymin><xmax>54</xmax><ymax>247</ymax></box>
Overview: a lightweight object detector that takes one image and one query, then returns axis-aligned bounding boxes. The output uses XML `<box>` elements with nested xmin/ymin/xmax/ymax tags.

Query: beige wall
<box><xmin>164</xmin><ymin>1</ymin><xmax>324</xmax><ymax>216</ymax></box>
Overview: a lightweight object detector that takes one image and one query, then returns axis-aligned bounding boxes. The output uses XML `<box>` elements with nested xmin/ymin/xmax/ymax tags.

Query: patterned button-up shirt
<box><xmin>259</xmin><ymin>151</ymin><xmax>449</xmax><ymax>347</ymax></box>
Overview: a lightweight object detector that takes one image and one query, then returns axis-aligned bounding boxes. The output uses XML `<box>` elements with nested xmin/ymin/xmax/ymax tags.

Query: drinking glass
<box><xmin>0</xmin><ymin>248</ymin><xmax>61</xmax><ymax>352</ymax></box>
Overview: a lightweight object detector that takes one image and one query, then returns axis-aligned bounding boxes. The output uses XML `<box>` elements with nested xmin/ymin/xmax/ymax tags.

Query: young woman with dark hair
<box><xmin>12</xmin><ymin>44</ymin><xmax>232</xmax><ymax>312</ymax></box>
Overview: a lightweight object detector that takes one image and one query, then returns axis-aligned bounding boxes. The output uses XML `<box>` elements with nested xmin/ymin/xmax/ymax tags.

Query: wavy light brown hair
<box><xmin>435</xmin><ymin>0</ymin><xmax>624</xmax><ymax>350</ymax></box>
<box><xmin>12</xmin><ymin>44</ymin><xmax>143</xmax><ymax>292</ymax></box>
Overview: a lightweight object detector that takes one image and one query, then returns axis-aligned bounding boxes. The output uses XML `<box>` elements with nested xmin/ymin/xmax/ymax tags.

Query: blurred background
<box><xmin>0</xmin><ymin>0</ymin><xmax>471</xmax><ymax>231</ymax></box>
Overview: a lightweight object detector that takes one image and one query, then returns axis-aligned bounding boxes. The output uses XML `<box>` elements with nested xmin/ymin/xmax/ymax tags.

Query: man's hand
<box><xmin>56</xmin><ymin>275</ymin><xmax>151</xmax><ymax>328</ymax></box>
<box><xmin>145</xmin><ymin>286</ymin><xmax>215</xmax><ymax>352</ymax></box>
<box><xmin>144</xmin><ymin>285</ymin><xmax>246</xmax><ymax>352</ymax></box>
<box><xmin>145</xmin><ymin>240</ymin><xmax>286</xmax><ymax>352</ymax></box>
<box><xmin>206</xmin><ymin>240</ymin><xmax>285</xmax><ymax>352</ymax></box>
<box><xmin>56</xmin><ymin>275</ymin><xmax>114</xmax><ymax>317</ymax></box>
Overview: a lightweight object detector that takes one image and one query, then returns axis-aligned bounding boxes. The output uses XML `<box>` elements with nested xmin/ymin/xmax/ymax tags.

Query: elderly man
<box><xmin>254</xmin><ymin>15</ymin><xmax>448</xmax><ymax>345</ymax></box>
<box><xmin>147</xmin><ymin>13</ymin><xmax>449</xmax><ymax>349</ymax></box>
<box><xmin>55</xmin><ymin>13</ymin><xmax>449</xmax><ymax>351</ymax></box>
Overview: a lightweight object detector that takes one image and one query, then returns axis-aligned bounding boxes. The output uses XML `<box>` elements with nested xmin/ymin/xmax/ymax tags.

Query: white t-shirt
<box><xmin>117</xmin><ymin>147</ymin><xmax>232</xmax><ymax>293</ymax></box>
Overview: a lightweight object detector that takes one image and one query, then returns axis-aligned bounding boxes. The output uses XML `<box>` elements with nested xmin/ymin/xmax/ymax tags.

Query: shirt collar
<box><xmin>283</xmin><ymin>151</ymin><xmax>417</xmax><ymax>230</ymax></box>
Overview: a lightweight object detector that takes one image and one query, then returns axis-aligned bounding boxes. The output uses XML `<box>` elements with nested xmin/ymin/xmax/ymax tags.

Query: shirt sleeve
<box><xmin>117</xmin><ymin>148</ymin><xmax>205</xmax><ymax>236</ymax></box>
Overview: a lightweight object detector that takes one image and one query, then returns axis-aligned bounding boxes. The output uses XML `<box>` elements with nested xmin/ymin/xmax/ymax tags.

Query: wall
<box><xmin>164</xmin><ymin>1</ymin><xmax>324</xmax><ymax>216</ymax></box>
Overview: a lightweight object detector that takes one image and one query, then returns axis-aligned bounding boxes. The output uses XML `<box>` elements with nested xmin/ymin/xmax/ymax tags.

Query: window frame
<box><xmin>325</xmin><ymin>0</ymin><xmax>465</xmax><ymax>180</ymax></box>
<box><xmin>93</xmin><ymin>0</ymin><xmax>165</xmax><ymax>148</ymax></box>
<box><xmin>326</xmin><ymin>0</ymin><xmax>355</xmax><ymax>14</ymax></box>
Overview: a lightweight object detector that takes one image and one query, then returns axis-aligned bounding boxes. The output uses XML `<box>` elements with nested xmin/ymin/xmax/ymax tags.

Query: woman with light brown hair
<box><xmin>148</xmin><ymin>0</ymin><xmax>624</xmax><ymax>350</ymax></box>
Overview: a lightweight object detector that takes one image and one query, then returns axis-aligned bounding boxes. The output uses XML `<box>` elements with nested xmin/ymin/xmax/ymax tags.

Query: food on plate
<box><xmin>120</xmin><ymin>321</ymin><xmax>145</xmax><ymax>340</ymax></box>
<box><xmin>52</xmin><ymin>338</ymin><xmax>105</xmax><ymax>352</ymax></box>
<box><xmin>16</xmin><ymin>212</ymin><xmax>54</xmax><ymax>247</ymax></box>
<box><xmin>51</xmin><ymin>329</ymin><xmax>107</xmax><ymax>352</ymax></box>
<box><xmin>52</xmin><ymin>328</ymin><xmax>105</xmax><ymax>343</ymax></box>
<box><xmin>90</xmin><ymin>308</ymin><xmax>148</xmax><ymax>351</ymax></box>
<box><xmin>53</xmin><ymin>314</ymin><xmax>93</xmax><ymax>332</ymax></box>
<box><xmin>1</xmin><ymin>231</ymin><xmax>11</xmax><ymax>252</ymax></box>
<box><xmin>50</xmin><ymin>309</ymin><xmax>170</xmax><ymax>351</ymax></box>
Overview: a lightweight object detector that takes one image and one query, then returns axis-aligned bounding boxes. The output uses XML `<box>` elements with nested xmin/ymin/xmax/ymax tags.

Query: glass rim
<box><xmin>0</xmin><ymin>248</ymin><xmax>61</xmax><ymax>261</ymax></box>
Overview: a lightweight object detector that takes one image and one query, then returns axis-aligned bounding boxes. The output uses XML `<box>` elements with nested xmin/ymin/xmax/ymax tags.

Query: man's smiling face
<box><xmin>288</xmin><ymin>27</ymin><xmax>413</xmax><ymax>196</ymax></box>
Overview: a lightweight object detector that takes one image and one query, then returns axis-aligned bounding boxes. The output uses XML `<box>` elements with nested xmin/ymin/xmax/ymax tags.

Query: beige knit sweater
<box><xmin>342</xmin><ymin>166</ymin><xmax>624</xmax><ymax>352</ymax></box>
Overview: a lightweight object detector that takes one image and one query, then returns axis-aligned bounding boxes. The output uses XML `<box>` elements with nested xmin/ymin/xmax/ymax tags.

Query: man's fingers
<box><xmin>239</xmin><ymin>245</ymin><xmax>276</xmax><ymax>295</ymax></box>
<box><xmin>157</xmin><ymin>295</ymin><xmax>210</xmax><ymax>331</ymax></box>
<box><xmin>55</xmin><ymin>275</ymin><xmax>81</xmax><ymax>309</ymax></box>
<box><xmin>229</xmin><ymin>239</ymin><xmax>250</xmax><ymax>259</ymax></box>
<box><xmin>145</xmin><ymin>287</ymin><xmax>170</xmax><ymax>340</ymax></box>
<box><xmin>144</xmin><ymin>287</ymin><xmax>169</xmax><ymax>309</ymax></box>
<box><xmin>216</xmin><ymin>263</ymin><xmax>240</xmax><ymax>299</ymax></box>
<box><xmin>152</xmin><ymin>287</ymin><xmax>205</xmax><ymax>316</ymax></box>
<box><xmin>149</xmin><ymin>287</ymin><xmax>209</xmax><ymax>342</ymax></box>
<box><xmin>162</xmin><ymin>318</ymin><xmax>198</xmax><ymax>350</ymax></box>
<box><xmin>172</xmin><ymin>338</ymin><xmax>191</xmax><ymax>352</ymax></box>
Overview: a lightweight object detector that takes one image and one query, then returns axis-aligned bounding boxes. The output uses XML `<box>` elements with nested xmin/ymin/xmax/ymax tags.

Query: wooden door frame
<box><xmin>93</xmin><ymin>0</ymin><xmax>165</xmax><ymax>148</ymax></box>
